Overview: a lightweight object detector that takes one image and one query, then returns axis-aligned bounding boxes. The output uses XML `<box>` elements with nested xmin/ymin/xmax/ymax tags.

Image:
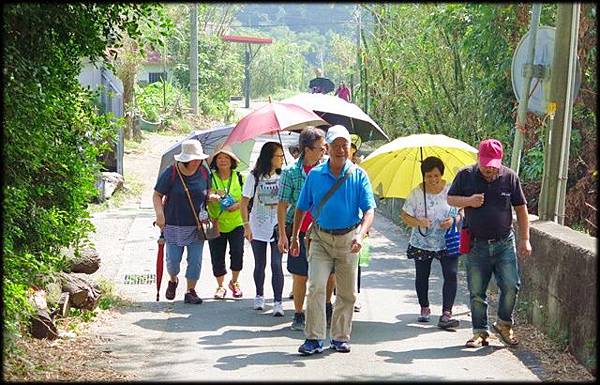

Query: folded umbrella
<box><xmin>281</xmin><ymin>92</ymin><xmax>389</xmax><ymax>142</ymax></box>
<box><xmin>155</xmin><ymin>231</ymin><xmax>165</xmax><ymax>301</ymax></box>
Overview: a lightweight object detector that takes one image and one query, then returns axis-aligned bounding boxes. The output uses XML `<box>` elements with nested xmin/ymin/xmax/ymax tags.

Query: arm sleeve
<box><xmin>296</xmin><ymin>173</ymin><xmax>312</xmax><ymax>212</ymax></box>
<box><xmin>154</xmin><ymin>166</ymin><xmax>172</xmax><ymax>195</ymax></box>
<box><xmin>358</xmin><ymin>169</ymin><xmax>376</xmax><ymax>212</ymax></box>
<box><xmin>242</xmin><ymin>172</ymin><xmax>256</xmax><ymax>198</ymax></box>
<box><xmin>447</xmin><ymin>169</ymin><xmax>467</xmax><ymax>196</ymax></box>
<box><xmin>402</xmin><ymin>188</ymin><xmax>417</xmax><ymax>216</ymax></box>
<box><xmin>511</xmin><ymin>173</ymin><xmax>527</xmax><ymax>206</ymax></box>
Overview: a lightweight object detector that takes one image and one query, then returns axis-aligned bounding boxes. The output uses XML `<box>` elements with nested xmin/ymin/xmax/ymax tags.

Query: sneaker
<box><xmin>492</xmin><ymin>321</ymin><xmax>519</xmax><ymax>346</ymax></box>
<box><xmin>330</xmin><ymin>339</ymin><xmax>351</xmax><ymax>353</ymax></box>
<box><xmin>417</xmin><ymin>307</ymin><xmax>431</xmax><ymax>322</ymax></box>
<box><xmin>273</xmin><ymin>301</ymin><xmax>284</xmax><ymax>317</ymax></box>
<box><xmin>228</xmin><ymin>280</ymin><xmax>243</xmax><ymax>298</ymax></box>
<box><xmin>165</xmin><ymin>278</ymin><xmax>178</xmax><ymax>300</ymax></box>
<box><xmin>184</xmin><ymin>289</ymin><xmax>203</xmax><ymax>304</ymax></box>
<box><xmin>290</xmin><ymin>312</ymin><xmax>305</xmax><ymax>331</ymax></box>
<box><xmin>353</xmin><ymin>300</ymin><xmax>362</xmax><ymax>313</ymax></box>
<box><xmin>253</xmin><ymin>295</ymin><xmax>265</xmax><ymax>310</ymax></box>
<box><xmin>288</xmin><ymin>290</ymin><xmax>294</xmax><ymax>299</ymax></box>
<box><xmin>214</xmin><ymin>286</ymin><xmax>226</xmax><ymax>299</ymax></box>
<box><xmin>437</xmin><ymin>311</ymin><xmax>459</xmax><ymax>329</ymax></box>
<box><xmin>326</xmin><ymin>302</ymin><xmax>333</xmax><ymax>328</ymax></box>
<box><xmin>298</xmin><ymin>339</ymin><xmax>324</xmax><ymax>355</ymax></box>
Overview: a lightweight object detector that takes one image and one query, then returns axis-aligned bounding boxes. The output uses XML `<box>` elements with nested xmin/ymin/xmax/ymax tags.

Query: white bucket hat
<box><xmin>208</xmin><ymin>145</ymin><xmax>240</xmax><ymax>165</ymax></box>
<box><xmin>174</xmin><ymin>139</ymin><xmax>209</xmax><ymax>162</ymax></box>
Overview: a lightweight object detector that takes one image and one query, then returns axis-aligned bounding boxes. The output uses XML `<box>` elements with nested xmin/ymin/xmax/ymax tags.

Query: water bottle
<box><xmin>198</xmin><ymin>209</ymin><xmax>209</xmax><ymax>222</ymax></box>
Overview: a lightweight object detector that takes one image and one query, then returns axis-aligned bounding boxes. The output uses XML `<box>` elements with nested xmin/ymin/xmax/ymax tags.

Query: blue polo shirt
<box><xmin>296</xmin><ymin>159</ymin><xmax>376</xmax><ymax>230</ymax></box>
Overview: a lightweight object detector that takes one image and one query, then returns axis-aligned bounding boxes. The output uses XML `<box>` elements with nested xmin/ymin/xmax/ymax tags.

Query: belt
<box><xmin>315</xmin><ymin>223</ymin><xmax>359</xmax><ymax>236</ymax></box>
<box><xmin>474</xmin><ymin>233</ymin><xmax>511</xmax><ymax>244</ymax></box>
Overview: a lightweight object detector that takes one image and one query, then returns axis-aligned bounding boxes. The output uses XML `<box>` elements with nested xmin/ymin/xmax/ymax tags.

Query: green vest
<box><xmin>207</xmin><ymin>170</ymin><xmax>245</xmax><ymax>233</ymax></box>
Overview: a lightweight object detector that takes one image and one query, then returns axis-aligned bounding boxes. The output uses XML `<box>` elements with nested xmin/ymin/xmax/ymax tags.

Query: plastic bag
<box><xmin>358</xmin><ymin>235</ymin><xmax>371</xmax><ymax>267</ymax></box>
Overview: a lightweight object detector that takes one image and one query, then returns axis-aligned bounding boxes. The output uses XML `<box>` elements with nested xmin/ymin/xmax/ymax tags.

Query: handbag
<box><xmin>459</xmin><ymin>227</ymin><xmax>472</xmax><ymax>254</ymax></box>
<box><xmin>176</xmin><ymin>163</ymin><xmax>220</xmax><ymax>240</ymax></box>
<box><xmin>444</xmin><ymin>217</ymin><xmax>461</xmax><ymax>257</ymax></box>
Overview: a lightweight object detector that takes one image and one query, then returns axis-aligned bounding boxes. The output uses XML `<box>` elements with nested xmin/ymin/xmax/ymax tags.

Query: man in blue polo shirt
<box><xmin>448</xmin><ymin>138</ymin><xmax>532</xmax><ymax>348</ymax></box>
<box><xmin>289</xmin><ymin>125</ymin><xmax>376</xmax><ymax>355</ymax></box>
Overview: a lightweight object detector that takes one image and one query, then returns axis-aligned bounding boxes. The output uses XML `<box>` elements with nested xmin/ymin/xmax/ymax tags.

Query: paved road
<box><xmin>88</xmin><ymin>105</ymin><xmax>542</xmax><ymax>381</ymax></box>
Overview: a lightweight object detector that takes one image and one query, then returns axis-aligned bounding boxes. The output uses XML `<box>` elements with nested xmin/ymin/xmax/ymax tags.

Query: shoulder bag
<box><xmin>177</xmin><ymin>163</ymin><xmax>220</xmax><ymax>240</ymax></box>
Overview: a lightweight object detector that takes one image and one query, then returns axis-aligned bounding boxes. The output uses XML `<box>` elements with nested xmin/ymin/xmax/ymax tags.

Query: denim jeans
<box><xmin>165</xmin><ymin>240</ymin><xmax>204</xmax><ymax>281</ymax></box>
<box><xmin>251</xmin><ymin>239</ymin><xmax>283</xmax><ymax>302</ymax></box>
<box><xmin>465</xmin><ymin>232</ymin><xmax>521</xmax><ymax>334</ymax></box>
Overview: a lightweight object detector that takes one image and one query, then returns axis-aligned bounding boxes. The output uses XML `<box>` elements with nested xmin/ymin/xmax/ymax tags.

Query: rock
<box><xmin>94</xmin><ymin>172</ymin><xmax>124</xmax><ymax>201</ymax></box>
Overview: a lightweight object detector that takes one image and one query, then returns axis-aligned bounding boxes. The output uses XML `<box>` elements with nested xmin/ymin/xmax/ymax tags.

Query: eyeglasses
<box><xmin>310</xmin><ymin>145</ymin><xmax>326</xmax><ymax>152</ymax></box>
<box><xmin>274</xmin><ymin>154</ymin><xmax>285</xmax><ymax>158</ymax></box>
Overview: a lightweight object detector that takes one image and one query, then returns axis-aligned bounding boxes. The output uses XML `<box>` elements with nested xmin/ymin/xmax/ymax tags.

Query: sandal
<box><xmin>493</xmin><ymin>321</ymin><xmax>519</xmax><ymax>346</ymax></box>
<box><xmin>465</xmin><ymin>333</ymin><xmax>489</xmax><ymax>348</ymax></box>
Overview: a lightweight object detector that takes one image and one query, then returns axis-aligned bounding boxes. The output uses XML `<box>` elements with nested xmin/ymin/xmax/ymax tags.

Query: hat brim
<box><xmin>174</xmin><ymin>153</ymin><xmax>209</xmax><ymax>162</ymax></box>
<box><xmin>479</xmin><ymin>156</ymin><xmax>502</xmax><ymax>168</ymax></box>
<box><xmin>326</xmin><ymin>134</ymin><xmax>351</xmax><ymax>145</ymax></box>
<box><xmin>208</xmin><ymin>149</ymin><xmax>240</xmax><ymax>165</ymax></box>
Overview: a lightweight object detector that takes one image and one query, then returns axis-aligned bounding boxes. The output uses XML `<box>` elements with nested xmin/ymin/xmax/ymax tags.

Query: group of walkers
<box><xmin>308</xmin><ymin>67</ymin><xmax>352</xmax><ymax>102</ymax></box>
<box><xmin>153</xmin><ymin>122</ymin><xmax>532</xmax><ymax>354</ymax></box>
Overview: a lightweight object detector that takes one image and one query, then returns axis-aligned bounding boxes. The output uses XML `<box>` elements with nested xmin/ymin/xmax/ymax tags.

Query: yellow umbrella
<box><xmin>362</xmin><ymin>134</ymin><xmax>478</xmax><ymax>199</ymax></box>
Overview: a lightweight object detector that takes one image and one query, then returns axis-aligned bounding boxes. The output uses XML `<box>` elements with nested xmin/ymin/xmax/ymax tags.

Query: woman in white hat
<box><xmin>206</xmin><ymin>146</ymin><xmax>246</xmax><ymax>300</ymax></box>
<box><xmin>153</xmin><ymin>139</ymin><xmax>210</xmax><ymax>304</ymax></box>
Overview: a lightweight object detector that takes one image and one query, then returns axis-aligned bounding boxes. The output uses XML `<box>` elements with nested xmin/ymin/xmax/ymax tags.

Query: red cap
<box><xmin>478</xmin><ymin>139</ymin><xmax>503</xmax><ymax>168</ymax></box>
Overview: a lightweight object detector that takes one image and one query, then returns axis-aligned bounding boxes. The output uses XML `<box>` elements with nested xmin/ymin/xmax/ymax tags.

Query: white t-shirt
<box><xmin>402</xmin><ymin>182</ymin><xmax>458</xmax><ymax>251</ymax></box>
<box><xmin>242</xmin><ymin>172</ymin><xmax>280</xmax><ymax>242</ymax></box>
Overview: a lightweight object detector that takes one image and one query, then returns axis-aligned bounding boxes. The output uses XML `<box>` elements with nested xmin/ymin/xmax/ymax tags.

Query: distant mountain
<box><xmin>234</xmin><ymin>3</ymin><xmax>356</xmax><ymax>36</ymax></box>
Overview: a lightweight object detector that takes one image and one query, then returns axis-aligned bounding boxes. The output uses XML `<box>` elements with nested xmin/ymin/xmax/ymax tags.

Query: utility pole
<box><xmin>510</xmin><ymin>4</ymin><xmax>542</xmax><ymax>174</ymax></box>
<box><xmin>538</xmin><ymin>3</ymin><xmax>580</xmax><ymax>222</ymax></box>
<box><xmin>244</xmin><ymin>44</ymin><xmax>250</xmax><ymax>108</ymax></box>
<box><xmin>190</xmin><ymin>3</ymin><xmax>198</xmax><ymax>115</ymax></box>
<box><xmin>355</xmin><ymin>5</ymin><xmax>362</xmax><ymax>109</ymax></box>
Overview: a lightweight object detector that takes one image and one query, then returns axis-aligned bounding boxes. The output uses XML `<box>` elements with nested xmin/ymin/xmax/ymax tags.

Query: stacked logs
<box><xmin>29</xmin><ymin>248</ymin><xmax>102</xmax><ymax>339</ymax></box>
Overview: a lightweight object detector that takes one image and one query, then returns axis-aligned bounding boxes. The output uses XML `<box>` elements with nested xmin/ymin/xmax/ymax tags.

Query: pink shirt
<box><xmin>336</xmin><ymin>86</ymin><xmax>351</xmax><ymax>102</ymax></box>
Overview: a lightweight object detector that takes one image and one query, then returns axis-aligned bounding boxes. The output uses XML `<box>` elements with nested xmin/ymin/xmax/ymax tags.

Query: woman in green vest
<box><xmin>207</xmin><ymin>146</ymin><xmax>246</xmax><ymax>299</ymax></box>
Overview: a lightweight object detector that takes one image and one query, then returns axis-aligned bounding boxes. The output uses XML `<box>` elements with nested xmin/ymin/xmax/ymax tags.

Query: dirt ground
<box><xmin>3</xmin><ymin>130</ymin><xmax>596</xmax><ymax>382</ymax></box>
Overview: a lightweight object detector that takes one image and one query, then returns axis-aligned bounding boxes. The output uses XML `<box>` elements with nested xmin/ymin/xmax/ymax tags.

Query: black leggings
<box><xmin>208</xmin><ymin>226</ymin><xmax>244</xmax><ymax>277</ymax></box>
<box><xmin>251</xmin><ymin>239</ymin><xmax>283</xmax><ymax>302</ymax></box>
<box><xmin>414</xmin><ymin>256</ymin><xmax>458</xmax><ymax>312</ymax></box>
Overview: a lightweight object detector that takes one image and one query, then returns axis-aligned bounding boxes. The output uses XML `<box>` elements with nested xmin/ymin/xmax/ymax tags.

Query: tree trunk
<box><xmin>60</xmin><ymin>273</ymin><xmax>102</xmax><ymax>311</ymax></box>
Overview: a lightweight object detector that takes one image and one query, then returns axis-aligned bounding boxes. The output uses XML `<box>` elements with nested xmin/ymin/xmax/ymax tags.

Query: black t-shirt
<box><xmin>448</xmin><ymin>164</ymin><xmax>526</xmax><ymax>240</ymax></box>
<box><xmin>154</xmin><ymin>164</ymin><xmax>210</xmax><ymax>226</ymax></box>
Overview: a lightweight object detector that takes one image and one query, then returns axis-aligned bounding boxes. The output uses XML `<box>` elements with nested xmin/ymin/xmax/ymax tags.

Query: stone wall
<box><xmin>516</xmin><ymin>217</ymin><xmax>597</xmax><ymax>375</ymax></box>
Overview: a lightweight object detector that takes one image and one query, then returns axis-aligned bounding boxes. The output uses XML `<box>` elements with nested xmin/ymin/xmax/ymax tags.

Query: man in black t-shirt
<box><xmin>448</xmin><ymin>139</ymin><xmax>532</xmax><ymax>348</ymax></box>
<box><xmin>308</xmin><ymin>68</ymin><xmax>335</xmax><ymax>94</ymax></box>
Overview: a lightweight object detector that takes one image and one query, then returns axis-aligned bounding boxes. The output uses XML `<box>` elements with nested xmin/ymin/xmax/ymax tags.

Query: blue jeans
<box><xmin>465</xmin><ymin>232</ymin><xmax>520</xmax><ymax>334</ymax></box>
<box><xmin>165</xmin><ymin>241</ymin><xmax>204</xmax><ymax>281</ymax></box>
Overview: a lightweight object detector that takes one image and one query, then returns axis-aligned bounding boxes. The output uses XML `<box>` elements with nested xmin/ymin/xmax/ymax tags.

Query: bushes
<box><xmin>3</xmin><ymin>3</ymin><xmax>165</xmax><ymax>344</ymax></box>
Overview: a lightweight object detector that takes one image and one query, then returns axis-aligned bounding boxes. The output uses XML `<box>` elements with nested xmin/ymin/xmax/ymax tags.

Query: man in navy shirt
<box><xmin>290</xmin><ymin>125</ymin><xmax>376</xmax><ymax>355</ymax></box>
<box><xmin>448</xmin><ymin>139</ymin><xmax>532</xmax><ymax>348</ymax></box>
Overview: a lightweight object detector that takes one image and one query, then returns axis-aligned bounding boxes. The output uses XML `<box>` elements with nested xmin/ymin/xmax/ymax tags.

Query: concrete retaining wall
<box><xmin>516</xmin><ymin>217</ymin><xmax>597</xmax><ymax>374</ymax></box>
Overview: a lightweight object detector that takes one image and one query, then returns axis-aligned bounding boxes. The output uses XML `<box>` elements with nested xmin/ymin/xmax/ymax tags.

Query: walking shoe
<box><xmin>290</xmin><ymin>312</ymin><xmax>305</xmax><ymax>331</ymax></box>
<box><xmin>465</xmin><ymin>332</ymin><xmax>490</xmax><ymax>348</ymax></box>
<box><xmin>330</xmin><ymin>339</ymin><xmax>351</xmax><ymax>353</ymax></box>
<box><xmin>165</xmin><ymin>278</ymin><xmax>178</xmax><ymax>300</ymax></box>
<box><xmin>492</xmin><ymin>321</ymin><xmax>519</xmax><ymax>346</ymax></box>
<box><xmin>228</xmin><ymin>280</ymin><xmax>243</xmax><ymax>298</ymax></box>
<box><xmin>184</xmin><ymin>289</ymin><xmax>203</xmax><ymax>304</ymax></box>
<box><xmin>288</xmin><ymin>290</ymin><xmax>294</xmax><ymax>299</ymax></box>
<box><xmin>253</xmin><ymin>295</ymin><xmax>265</xmax><ymax>310</ymax></box>
<box><xmin>273</xmin><ymin>301</ymin><xmax>284</xmax><ymax>317</ymax></box>
<box><xmin>325</xmin><ymin>302</ymin><xmax>333</xmax><ymax>328</ymax></box>
<box><xmin>214</xmin><ymin>286</ymin><xmax>226</xmax><ymax>299</ymax></box>
<box><xmin>353</xmin><ymin>300</ymin><xmax>362</xmax><ymax>313</ymax></box>
<box><xmin>298</xmin><ymin>339</ymin><xmax>324</xmax><ymax>355</ymax></box>
<box><xmin>437</xmin><ymin>311</ymin><xmax>459</xmax><ymax>329</ymax></box>
<box><xmin>417</xmin><ymin>307</ymin><xmax>431</xmax><ymax>322</ymax></box>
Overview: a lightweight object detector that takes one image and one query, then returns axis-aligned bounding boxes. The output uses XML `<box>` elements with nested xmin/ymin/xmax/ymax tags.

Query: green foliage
<box><xmin>521</xmin><ymin>140</ymin><xmax>545</xmax><ymax>182</ymax></box>
<box><xmin>3</xmin><ymin>3</ymin><xmax>163</xmax><ymax>346</ymax></box>
<box><xmin>134</xmin><ymin>82</ymin><xmax>188</xmax><ymax>122</ymax></box>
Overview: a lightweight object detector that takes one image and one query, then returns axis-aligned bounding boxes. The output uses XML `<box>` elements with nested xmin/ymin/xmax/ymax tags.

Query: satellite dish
<box><xmin>511</xmin><ymin>26</ymin><xmax>581</xmax><ymax>116</ymax></box>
